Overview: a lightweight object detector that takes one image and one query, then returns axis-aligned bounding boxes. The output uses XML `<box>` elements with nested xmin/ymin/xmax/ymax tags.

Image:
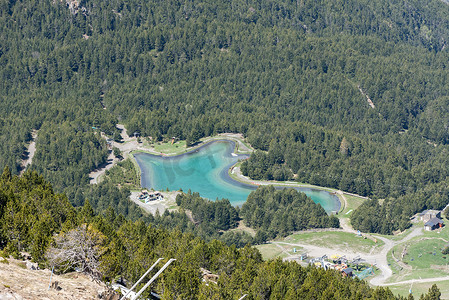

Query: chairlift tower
<box><xmin>119</xmin><ymin>258</ymin><xmax>175</xmax><ymax>300</ymax></box>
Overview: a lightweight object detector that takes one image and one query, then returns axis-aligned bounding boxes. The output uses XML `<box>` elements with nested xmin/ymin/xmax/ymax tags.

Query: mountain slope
<box><xmin>1</xmin><ymin>0</ymin><xmax>449</xmax><ymax>232</ymax></box>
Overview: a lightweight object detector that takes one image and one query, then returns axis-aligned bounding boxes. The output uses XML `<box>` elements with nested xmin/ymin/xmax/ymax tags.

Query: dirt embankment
<box><xmin>0</xmin><ymin>258</ymin><xmax>114</xmax><ymax>300</ymax></box>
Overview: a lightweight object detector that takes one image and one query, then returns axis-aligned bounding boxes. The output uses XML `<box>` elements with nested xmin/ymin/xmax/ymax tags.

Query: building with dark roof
<box><xmin>424</xmin><ymin>217</ymin><xmax>444</xmax><ymax>231</ymax></box>
<box><xmin>342</xmin><ymin>268</ymin><xmax>353</xmax><ymax>277</ymax></box>
<box><xmin>419</xmin><ymin>210</ymin><xmax>441</xmax><ymax>223</ymax></box>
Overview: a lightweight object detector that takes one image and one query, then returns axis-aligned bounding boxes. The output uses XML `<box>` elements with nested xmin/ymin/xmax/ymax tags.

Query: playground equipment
<box><xmin>356</xmin><ymin>267</ymin><xmax>374</xmax><ymax>280</ymax></box>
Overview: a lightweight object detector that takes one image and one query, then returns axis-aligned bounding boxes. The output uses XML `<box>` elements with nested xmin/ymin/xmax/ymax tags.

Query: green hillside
<box><xmin>2</xmin><ymin>0</ymin><xmax>449</xmax><ymax>231</ymax></box>
<box><xmin>0</xmin><ymin>168</ymin><xmax>440</xmax><ymax>299</ymax></box>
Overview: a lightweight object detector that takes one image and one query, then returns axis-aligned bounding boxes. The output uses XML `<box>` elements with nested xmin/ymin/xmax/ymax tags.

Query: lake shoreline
<box><xmin>227</xmin><ymin>163</ymin><xmax>343</xmax><ymax>213</ymax></box>
<box><xmin>132</xmin><ymin>139</ymin><xmax>242</xmax><ymax>158</ymax></box>
<box><xmin>133</xmin><ymin>139</ymin><xmax>342</xmax><ymax>213</ymax></box>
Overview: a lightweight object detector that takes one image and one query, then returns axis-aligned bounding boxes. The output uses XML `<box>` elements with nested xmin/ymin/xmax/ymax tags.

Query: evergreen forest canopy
<box><xmin>1</xmin><ymin>0</ymin><xmax>449</xmax><ymax>233</ymax></box>
<box><xmin>173</xmin><ymin>186</ymin><xmax>340</xmax><ymax>245</ymax></box>
<box><xmin>0</xmin><ymin>168</ymin><xmax>441</xmax><ymax>299</ymax></box>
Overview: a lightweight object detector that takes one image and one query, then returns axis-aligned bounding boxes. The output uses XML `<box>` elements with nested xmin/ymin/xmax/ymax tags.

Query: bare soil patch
<box><xmin>0</xmin><ymin>258</ymin><xmax>111</xmax><ymax>299</ymax></box>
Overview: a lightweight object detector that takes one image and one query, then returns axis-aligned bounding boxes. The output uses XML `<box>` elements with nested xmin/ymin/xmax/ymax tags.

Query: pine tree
<box><xmin>79</xmin><ymin>199</ymin><xmax>95</xmax><ymax>224</ymax></box>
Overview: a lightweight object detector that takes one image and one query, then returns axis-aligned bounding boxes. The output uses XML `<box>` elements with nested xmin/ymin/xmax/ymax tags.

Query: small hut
<box><xmin>424</xmin><ymin>217</ymin><xmax>444</xmax><ymax>231</ymax></box>
<box><xmin>342</xmin><ymin>268</ymin><xmax>353</xmax><ymax>277</ymax></box>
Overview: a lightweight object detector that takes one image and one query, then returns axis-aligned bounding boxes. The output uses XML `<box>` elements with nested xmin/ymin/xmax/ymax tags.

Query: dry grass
<box><xmin>0</xmin><ymin>258</ymin><xmax>110</xmax><ymax>299</ymax></box>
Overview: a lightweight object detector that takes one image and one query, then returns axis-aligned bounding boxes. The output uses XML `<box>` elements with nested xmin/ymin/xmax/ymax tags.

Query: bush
<box><xmin>442</xmin><ymin>246</ymin><xmax>449</xmax><ymax>255</ymax></box>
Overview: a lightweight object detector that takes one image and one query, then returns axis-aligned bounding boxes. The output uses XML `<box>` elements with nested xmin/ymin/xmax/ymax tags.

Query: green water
<box><xmin>134</xmin><ymin>141</ymin><xmax>340</xmax><ymax>213</ymax></box>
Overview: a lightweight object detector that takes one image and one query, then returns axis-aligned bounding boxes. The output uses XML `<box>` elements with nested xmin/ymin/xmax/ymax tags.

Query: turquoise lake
<box><xmin>134</xmin><ymin>141</ymin><xmax>340</xmax><ymax>213</ymax></box>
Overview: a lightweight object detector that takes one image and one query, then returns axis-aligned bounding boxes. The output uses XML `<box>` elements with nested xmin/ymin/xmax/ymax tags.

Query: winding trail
<box><xmin>89</xmin><ymin>125</ymin><xmax>136</xmax><ymax>184</ymax></box>
<box><xmin>272</xmin><ymin>223</ymin><xmax>425</xmax><ymax>286</ymax></box>
<box><xmin>20</xmin><ymin>130</ymin><xmax>38</xmax><ymax>175</ymax></box>
<box><xmin>89</xmin><ymin>149</ymin><xmax>118</xmax><ymax>184</ymax></box>
<box><xmin>380</xmin><ymin>276</ymin><xmax>449</xmax><ymax>286</ymax></box>
<box><xmin>371</xmin><ymin>227</ymin><xmax>425</xmax><ymax>286</ymax></box>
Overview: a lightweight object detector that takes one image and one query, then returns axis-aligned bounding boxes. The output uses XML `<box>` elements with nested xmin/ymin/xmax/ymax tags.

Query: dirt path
<box><xmin>335</xmin><ymin>191</ymin><xmax>358</xmax><ymax>232</ymax></box>
<box><xmin>276</xmin><ymin>240</ymin><xmax>372</xmax><ymax>258</ymax></box>
<box><xmin>357</xmin><ymin>85</ymin><xmax>375</xmax><ymax>108</ymax></box>
<box><xmin>112</xmin><ymin>125</ymin><xmax>252</xmax><ymax>157</ymax></box>
<box><xmin>232</xmin><ymin>167</ymin><xmax>368</xmax><ymax>208</ymax></box>
<box><xmin>88</xmin><ymin>124</ymin><xmax>161</xmax><ymax>184</ymax></box>
<box><xmin>232</xmin><ymin>167</ymin><xmax>358</xmax><ymax>215</ymax></box>
<box><xmin>339</xmin><ymin>218</ymin><xmax>356</xmax><ymax>233</ymax></box>
<box><xmin>379</xmin><ymin>276</ymin><xmax>449</xmax><ymax>286</ymax></box>
<box><xmin>88</xmin><ymin>125</ymin><xmax>135</xmax><ymax>184</ymax></box>
<box><xmin>214</xmin><ymin>133</ymin><xmax>252</xmax><ymax>153</ymax></box>
<box><xmin>89</xmin><ymin>150</ymin><xmax>118</xmax><ymax>184</ymax></box>
<box><xmin>20</xmin><ymin>130</ymin><xmax>38</xmax><ymax>175</ymax></box>
<box><xmin>368</xmin><ymin>227</ymin><xmax>423</xmax><ymax>285</ymax></box>
<box><xmin>274</xmin><ymin>239</ymin><xmax>391</xmax><ymax>285</ymax></box>
<box><xmin>337</xmin><ymin>190</ymin><xmax>348</xmax><ymax>211</ymax></box>
<box><xmin>185</xmin><ymin>209</ymin><xmax>198</xmax><ymax>224</ymax></box>
<box><xmin>274</xmin><ymin>243</ymin><xmax>295</xmax><ymax>257</ymax></box>
<box><xmin>232</xmin><ymin>166</ymin><xmax>308</xmax><ymax>188</ymax></box>
<box><xmin>271</xmin><ymin>226</ymin><xmax>424</xmax><ymax>287</ymax></box>
<box><xmin>116</xmin><ymin>124</ymin><xmax>130</xmax><ymax>140</ymax></box>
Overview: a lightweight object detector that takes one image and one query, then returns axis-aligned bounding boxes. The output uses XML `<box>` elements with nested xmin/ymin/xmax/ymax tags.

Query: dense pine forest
<box><xmin>0</xmin><ymin>169</ymin><xmax>440</xmax><ymax>299</ymax></box>
<box><xmin>172</xmin><ymin>187</ymin><xmax>339</xmax><ymax>246</ymax></box>
<box><xmin>2</xmin><ymin>0</ymin><xmax>449</xmax><ymax>297</ymax></box>
<box><xmin>2</xmin><ymin>0</ymin><xmax>449</xmax><ymax>233</ymax></box>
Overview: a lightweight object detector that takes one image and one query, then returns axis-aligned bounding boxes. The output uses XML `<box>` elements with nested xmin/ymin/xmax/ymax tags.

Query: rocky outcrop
<box><xmin>59</xmin><ymin>0</ymin><xmax>87</xmax><ymax>15</ymax></box>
